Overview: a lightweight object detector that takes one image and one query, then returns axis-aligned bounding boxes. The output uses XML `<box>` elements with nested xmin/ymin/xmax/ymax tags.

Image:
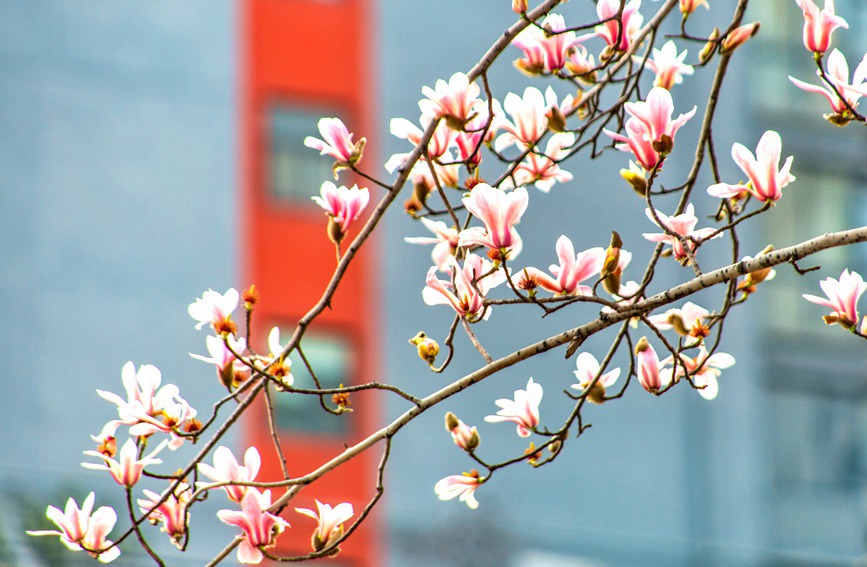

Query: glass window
<box><xmin>267</xmin><ymin>105</ymin><xmax>343</xmax><ymax>203</ymax></box>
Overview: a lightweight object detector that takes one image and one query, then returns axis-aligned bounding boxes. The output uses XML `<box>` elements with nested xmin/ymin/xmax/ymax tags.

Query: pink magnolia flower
<box><xmin>82</xmin><ymin>438</ymin><xmax>167</xmax><ymax>488</ymax></box>
<box><xmin>190</xmin><ymin>334</ymin><xmax>248</xmax><ymax>387</ymax></box>
<box><xmin>720</xmin><ymin>22</ymin><xmax>760</xmax><ymax>54</ymax></box>
<box><xmin>635</xmin><ymin>337</ymin><xmax>664</xmax><ymax>393</ymax></box>
<box><xmin>789</xmin><ymin>49</ymin><xmax>867</xmax><ymax>123</ymax></box>
<box><xmin>571</xmin><ymin>352</ymin><xmax>621</xmax><ymax>404</ymax></box>
<box><xmin>188</xmin><ymin>288</ymin><xmax>239</xmax><ymax>331</ymax></box>
<box><xmin>260</xmin><ymin>326</ymin><xmax>294</xmax><ymax>388</ymax></box>
<box><xmin>604</xmin><ymin>87</ymin><xmax>696</xmax><ymax>170</ymax></box>
<box><xmin>566</xmin><ymin>45</ymin><xmax>597</xmax><ymax>81</ymax></box>
<box><xmin>642</xmin><ymin>203</ymin><xmax>721</xmax><ymax>262</ymax></box>
<box><xmin>419</xmin><ymin>72</ymin><xmax>482</xmax><ymax>130</ymax></box>
<box><xmin>138</xmin><ymin>482</ymin><xmax>191</xmax><ymax>549</ymax></box>
<box><xmin>509</xmin><ymin>132</ymin><xmax>575</xmax><ymax>192</ymax></box>
<box><xmin>458</xmin><ymin>184</ymin><xmax>528</xmax><ymax>253</ymax></box>
<box><xmin>218</xmin><ymin>488</ymin><xmax>290</xmax><ymax>565</ymax></box>
<box><xmin>312</xmin><ymin>181</ymin><xmax>370</xmax><ymax>244</ymax></box>
<box><xmin>303</xmin><ymin>117</ymin><xmax>365</xmax><ymax>174</ymax></box>
<box><xmin>647</xmin><ymin>301</ymin><xmax>711</xmax><ymax>339</ymax></box>
<box><xmin>27</xmin><ymin>492</ymin><xmax>121</xmax><ymax>563</ymax></box>
<box><xmin>603</xmin><ymin>279</ymin><xmax>643</xmax><ymax>328</ymax></box>
<box><xmin>640</xmin><ymin>40</ymin><xmax>694</xmax><ymax>90</ymax></box>
<box><xmin>434</xmin><ymin>471</ymin><xmax>483</xmax><ymax>509</ymax></box>
<box><xmin>795</xmin><ymin>0</ymin><xmax>847</xmax><ymax>54</ymax></box>
<box><xmin>295</xmin><ymin>500</ymin><xmax>354</xmax><ymax>552</ymax></box>
<box><xmin>593</xmin><ymin>0</ymin><xmax>643</xmax><ymax>52</ymax></box>
<box><xmin>445</xmin><ymin>412</ymin><xmax>480</xmax><ymax>451</ymax></box>
<box><xmin>494</xmin><ymin>87</ymin><xmax>553</xmax><ymax>151</ymax></box>
<box><xmin>484</xmin><ymin>377</ymin><xmax>543</xmax><ymax>437</ymax></box>
<box><xmin>423</xmin><ymin>253</ymin><xmax>505</xmax><ymax>322</ymax></box>
<box><xmin>662</xmin><ymin>347</ymin><xmax>735</xmax><ymax>400</ymax></box>
<box><xmin>404</xmin><ymin>217</ymin><xmax>460</xmax><ymax>271</ymax></box>
<box><xmin>513</xmin><ymin>0</ymin><xmax>528</xmax><ymax>13</ymax></box>
<box><xmin>803</xmin><ymin>269</ymin><xmax>867</xmax><ymax>328</ymax></box>
<box><xmin>198</xmin><ymin>446</ymin><xmax>261</xmax><ymax>503</ymax></box>
<box><xmin>386</xmin><ymin>115</ymin><xmax>457</xmax><ymax>172</ymax></box>
<box><xmin>512</xmin><ymin>13</ymin><xmax>584</xmax><ymax>75</ymax></box>
<box><xmin>517</xmin><ymin>236</ymin><xmax>603</xmax><ymax>296</ymax></box>
<box><xmin>707</xmin><ymin>131</ymin><xmax>795</xmax><ymax>203</ymax></box>
<box><xmin>680</xmin><ymin>0</ymin><xmax>708</xmax><ymax>15</ymax></box>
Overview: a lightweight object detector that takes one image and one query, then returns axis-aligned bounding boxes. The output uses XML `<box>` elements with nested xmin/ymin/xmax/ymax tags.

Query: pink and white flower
<box><xmin>803</xmin><ymin>269</ymin><xmax>867</xmax><ymax>328</ymax></box>
<box><xmin>445</xmin><ymin>412</ymin><xmax>480</xmax><ymax>451</ymax></box>
<box><xmin>517</xmin><ymin>236</ymin><xmax>603</xmax><ymax>296</ymax></box>
<box><xmin>295</xmin><ymin>500</ymin><xmax>354</xmax><ymax>552</ymax></box>
<box><xmin>789</xmin><ymin>49</ymin><xmax>867</xmax><ymax>122</ymax></box>
<box><xmin>458</xmin><ymin>184</ymin><xmax>529</xmax><ymax>253</ymax></box>
<box><xmin>571</xmin><ymin>352</ymin><xmax>621</xmax><ymax>403</ymax></box>
<box><xmin>434</xmin><ymin>472</ymin><xmax>483</xmax><ymax>509</ymax></box>
<box><xmin>640</xmin><ymin>40</ymin><xmax>694</xmax><ymax>90</ymax></box>
<box><xmin>27</xmin><ymin>493</ymin><xmax>121</xmax><ymax>563</ymax></box>
<box><xmin>198</xmin><ymin>446</ymin><xmax>261</xmax><ymax>503</ymax></box>
<box><xmin>82</xmin><ymin>438</ymin><xmax>167</xmax><ymax>488</ymax></box>
<box><xmin>634</xmin><ymin>337</ymin><xmax>664</xmax><ymax>393</ymax></box>
<box><xmin>707</xmin><ymin>131</ymin><xmax>795</xmax><ymax>203</ymax></box>
<box><xmin>512</xmin><ymin>13</ymin><xmax>585</xmax><ymax>75</ymax></box>
<box><xmin>190</xmin><ymin>334</ymin><xmax>248</xmax><ymax>387</ymax></box>
<box><xmin>593</xmin><ymin>0</ymin><xmax>643</xmax><ymax>52</ymax></box>
<box><xmin>509</xmin><ymin>132</ymin><xmax>576</xmax><ymax>192</ymax></box>
<box><xmin>484</xmin><ymin>377</ymin><xmax>543</xmax><ymax>437</ymax></box>
<box><xmin>404</xmin><ymin>217</ymin><xmax>460</xmax><ymax>271</ymax></box>
<box><xmin>188</xmin><ymin>288</ymin><xmax>239</xmax><ymax>331</ymax></box>
<box><xmin>647</xmin><ymin>301</ymin><xmax>711</xmax><ymax>338</ymax></box>
<box><xmin>312</xmin><ymin>181</ymin><xmax>370</xmax><ymax>243</ymax></box>
<box><xmin>423</xmin><ymin>253</ymin><xmax>505</xmax><ymax>322</ymax></box>
<box><xmin>662</xmin><ymin>347</ymin><xmax>735</xmax><ymax>400</ymax></box>
<box><xmin>643</xmin><ymin>203</ymin><xmax>721</xmax><ymax>262</ymax></box>
<box><xmin>494</xmin><ymin>87</ymin><xmax>554</xmax><ymax>151</ymax></box>
<box><xmin>303</xmin><ymin>117</ymin><xmax>365</xmax><ymax>174</ymax></box>
<box><xmin>218</xmin><ymin>489</ymin><xmax>290</xmax><ymax>565</ymax></box>
<box><xmin>720</xmin><ymin>22</ymin><xmax>760</xmax><ymax>54</ymax></box>
<box><xmin>386</xmin><ymin>115</ymin><xmax>457</xmax><ymax>171</ymax></box>
<box><xmin>419</xmin><ymin>72</ymin><xmax>482</xmax><ymax>130</ymax></box>
<box><xmin>139</xmin><ymin>483</ymin><xmax>191</xmax><ymax>549</ymax></box>
<box><xmin>795</xmin><ymin>0</ymin><xmax>847</xmax><ymax>54</ymax></box>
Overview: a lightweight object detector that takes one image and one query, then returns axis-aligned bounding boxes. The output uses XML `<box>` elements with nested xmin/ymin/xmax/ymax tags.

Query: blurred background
<box><xmin>1</xmin><ymin>0</ymin><xmax>867</xmax><ymax>565</ymax></box>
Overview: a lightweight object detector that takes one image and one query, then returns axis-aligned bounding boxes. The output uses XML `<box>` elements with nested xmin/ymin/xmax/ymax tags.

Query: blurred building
<box><xmin>1</xmin><ymin>1</ymin><xmax>866</xmax><ymax>566</ymax></box>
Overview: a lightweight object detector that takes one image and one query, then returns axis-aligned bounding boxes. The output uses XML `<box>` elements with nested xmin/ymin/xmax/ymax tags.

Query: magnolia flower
<box><xmin>387</xmin><ymin>115</ymin><xmax>457</xmax><ymax>170</ymax></box>
<box><xmin>593</xmin><ymin>0</ymin><xmax>643</xmax><ymax>52</ymax></box>
<box><xmin>484</xmin><ymin>377</ymin><xmax>543</xmax><ymax>437</ymax></box>
<box><xmin>640</xmin><ymin>40</ymin><xmax>694</xmax><ymax>90</ymax></box>
<box><xmin>571</xmin><ymin>352</ymin><xmax>621</xmax><ymax>404</ymax></box>
<box><xmin>603</xmin><ymin>279</ymin><xmax>643</xmax><ymax>328</ymax></box>
<box><xmin>27</xmin><ymin>493</ymin><xmax>121</xmax><ymax>563</ymax></box>
<box><xmin>312</xmin><ymin>181</ymin><xmax>370</xmax><ymax>245</ymax></box>
<box><xmin>795</xmin><ymin>0</ymin><xmax>847</xmax><ymax>54</ymax></box>
<box><xmin>303</xmin><ymin>117</ymin><xmax>365</xmax><ymax>176</ymax></box>
<box><xmin>423</xmin><ymin>253</ymin><xmax>505</xmax><ymax>322</ymax></box>
<box><xmin>82</xmin><ymin>438</ymin><xmax>167</xmax><ymax>488</ymax></box>
<box><xmin>404</xmin><ymin>217</ymin><xmax>460</xmax><ymax>271</ymax></box>
<box><xmin>707</xmin><ymin>131</ymin><xmax>795</xmax><ymax>203</ymax></box>
<box><xmin>662</xmin><ymin>347</ymin><xmax>735</xmax><ymax>400</ymax></box>
<box><xmin>419</xmin><ymin>72</ymin><xmax>482</xmax><ymax>130</ymax></box>
<box><xmin>647</xmin><ymin>301</ymin><xmax>711</xmax><ymax>339</ymax></box>
<box><xmin>455</xmin><ymin>104</ymin><xmax>499</xmax><ymax>169</ymax></box>
<box><xmin>198</xmin><ymin>446</ymin><xmax>261</xmax><ymax>503</ymax></box>
<box><xmin>509</xmin><ymin>132</ymin><xmax>576</xmax><ymax>192</ymax></box>
<box><xmin>720</xmin><ymin>22</ymin><xmax>760</xmax><ymax>54</ymax></box>
<box><xmin>803</xmin><ymin>269</ymin><xmax>867</xmax><ymax>328</ymax></box>
<box><xmin>517</xmin><ymin>236</ymin><xmax>603</xmax><ymax>296</ymax></box>
<box><xmin>188</xmin><ymin>288</ymin><xmax>239</xmax><ymax>331</ymax></box>
<box><xmin>512</xmin><ymin>13</ymin><xmax>584</xmax><ymax>75</ymax></box>
<box><xmin>218</xmin><ymin>489</ymin><xmax>290</xmax><ymax>565</ymax></box>
<box><xmin>138</xmin><ymin>483</ymin><xmax>191</xmax><ymax>549</ymax></box>
<box><xmin>680</xmin><ymin>0</ymin><xmax>708</xmax><ymax>15</ymax></box>
<box><xmin>458</xmin><ymin>184</ymin><xmax>528</xmax><ymax>253</ymax></box>
<box><xmin>513</xmin><ymin>0</ymin><xmax>528</xmax><ymax>13</ymax></box>
<box><xmin>445</xmin><ymin>412</ymin><xmax>480</xmax><ymax>451</ymax></box>
<box><xmin>789</xmin><ymin>49</ymin><xmax>867</xmax><ymax>124</ymax></box>
<box><xmin>295</xmin><ymin>500</ymin><xmax>354</xmax><ymax>552</ymax></box>
<box><xmin>635</xmin><ymin>337</ymin><xmax>664</xmax><ymax>393</ymax></box>
<box><xmin>434</xmin><ymin>471</ymin><xmax>483</xmax><ymax>509</ymax></box>
<box><xmin>643</xmin><ymin>204</ymin><xmax>721</xmax><ymax>262</ymax></box>
<box><xmin>261</xmin><ymin>326</ymin><xmax>293</xmax><ymax>388</ymax></box>
<box><xmin>190</xmin><ymin>334</ymin><xmax>248</xmax><ymax>389</ymax></box>
<box><xmin>494</xmin><ymin>87</ymin><xmax>553</xmax><ymax>151</ymax></box>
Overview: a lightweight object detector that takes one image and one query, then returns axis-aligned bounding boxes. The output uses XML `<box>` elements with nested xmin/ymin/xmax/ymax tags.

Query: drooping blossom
<box><xmin>494</xmin><ymin>87</ymin><xmax>554</xmax><ymax>151</ymax></box>
<box><xmin>303</xmin><ymin>117</ymin><xmax>365</xmax><ymax>176</ymax></box>
<box><xmin>647</xmin><ymin>301</ymin><xmax>711</xmax><ymax>339</ymax></box>
<box><xmin>445</xmin><ymin>411</ymin><xmax>480</xmax><ymax>451</ymax></box>
<box><xmin>640</xmin><ymin>40</ymin><xmax>694</xmax><ymax>90</ymax></box>
<box><xmin>509</xmin><ymin>132</ymin><xmax>576</xmax><ymax>192</ymax></box>
<box><xmin>604</xmin><ymin>87</ymin><xmax>696</xmax><ymax>170</ymax></box>
<box><xmin>405</xmin><ymin>217</ymin><xmax>460</xmax><ymax>271</ymax></box>
<box><xmin>706</xmin><ymin>131</ymin><xmax>795</xmax><ymax>203</ymax></box>
<box><xmin>795</xmin><ymin>0</ymin><xmax>847</xmax><ymax>54</ymax></box>
<box><xmin>190</xmin><ymin>334</ymin><xmax>249</xmax><ymax>389</ymax></box>
<box><xmin>82</xmin><ymin>438</ymin><xmax>167</xmax><ymax>488</ymax></box>
<box><xmin>512</xmin><ymin>13</ymin><xmax>584</xmax><ymax>75</ymax></box>
<box><xmin>419</xmin><ymin>72</ymin><xmax>482</xmax><ymax>130</ymax></box>
<box><xmin>139</xmin><ymin>482</ymin><xmax>191</xmax><ymax>549</ymax></box>
<box><xmin>217</xmin><ymin>488</ymin><xmax>290</xmax><ymax>565</ymax></box>
<box><xmin>634</xmin><ymin>336</ymin><xmax>664</xmax><ymax>393</ymax></box>
<box><xmin>458</xmin><ymin>184</ymin><xmax>528</xmax><ymax>254</ymax></box>
<box><xmin>188</xmin><ymin>288</ymin><xmax>239</xmax><ymax>332</ymax></box>
<box><xmin>803</xmin><ymin>269</ymin><xmax>867</xmax><ymax>328</ymax></box>
<box><xmin>516</xmin><ymin>236</ymin><xmax>603</xmax><ymax>296</ymax></box>
<box><xmin>312</xmin><ymin>181</ymin><xmax>370</xmax><ymax>245</ymax></box>
<box><xmin>484</xmin><ymin>377</ymin><xmax>543</xmax><ymax>437</ymax></box>
<box><xmin>789</xmin><ymin>49</ymin><xmax>867</xmax><ymax>125</ymax></box>
<box><xmin>423</xmin><ymin>253</ymin><xmax>505</xmax><ymax>322</ymax></box>
<box><xmin>720</xmin><ymin>22</ymin><xmax>760</xmax><ymax>54</ymax></box>
<box><xmin>593</xmin><ymin>0</ymin><xmax>643</xmax><ymax>52</ymax></box>
<box><xmin>198</xmin><ymin>446</ymin><xmax>261</xmax><ymax>503</ymax></box>
<box><xmin>434</xmin><ymin>471</ymin><xmax>483</xmax><ymax>509</ymax></box>
<box><xmin>295</xmin><ymin>500</ymin><xmax>354</xmax><ymax>552</ymax></box>
<box><xmin>571</xmin><ymin>352</ymin><xmax>621</xmax><ymax>404</ymax></box>
<box><xmin>27</xmin><ymin>493</ymin><xmax>121</xmax><ymax>563</ymax></box>
<box><xmin>642</xmin><ymin>203</ymin><xmax>721</xmax><ymax>263</ymax></box>
<box><xmin>680</xmin><ymin>0</ymin><xmax>708</xmax><ymax>16</ymax></box>
<box><xmin>662</xmin><ymin>347</ymin><xmax>735</xmax><ymax>400</ymax></box>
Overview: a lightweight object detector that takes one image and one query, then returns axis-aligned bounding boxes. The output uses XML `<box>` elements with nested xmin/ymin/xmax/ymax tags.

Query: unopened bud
<box><xmin>635</xmin><ymin>336</ymin><xmax>650</xmax><ymax>354</ymax></box>
<box><xmin>700</xmin><ymin>28</ymin><xmax>721</xmax><ymax>63</ymax></box>
<box><xmin>512</xmin><ymin>0</ymin><xmax>528</xmax><ymax>14</ymax></box>
<box><xmin>549</xmin><ymin>439</ymin><xmax>562</xmax><ymax>455</ymax></box>
<box><xmin>721</xmin><ymin>22</ymin><xmax>760</xmax><ymax>54</ymax></box>
<box><xmin>445</xmin><ymin>411</ymin><xmax>461</xmax><ymax>432</ymax></box>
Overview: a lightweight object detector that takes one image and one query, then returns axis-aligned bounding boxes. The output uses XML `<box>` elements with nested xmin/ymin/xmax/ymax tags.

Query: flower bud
<box><xmin>680</xmin><ymin>0</ymin><xmax>708</xmax><ymax>16</ymax></box>
<box><xmin>635</xmin><ymin>337</ymin><xmax>663</xmax><ymax>394</ymax></box>
<box><xmin>721</xmin><ymin>22</ymin><xmax>760</xmax><ymax>54</ymax></box>
<box><xmin>445</xmin><ymin>411</ymin><xmax>460</xmax><ymax>432</ymax></box>
<box><xmin>699</xmin><ymin>28</ymin><xmax>721</xmax><ymax>63</ymax></box>
<box><xmin>242</xmin><ymin>284</ymin><xmax>259</xmax><ymax>310</ymax></box>
<box><xmin>512</xmin><ymin>0</ymin><xmax>528</xmax><ymax>14</ymax></box>
<box><xmin>620</xmin><ymin>164</ymin><xmax>648</xmax><ymax>196</ymax></box>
